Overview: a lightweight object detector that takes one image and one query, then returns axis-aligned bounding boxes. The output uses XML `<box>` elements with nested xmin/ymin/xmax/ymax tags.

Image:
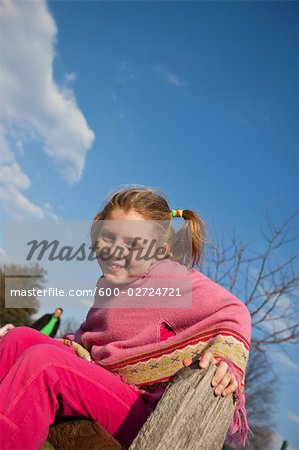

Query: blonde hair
<box><xmin>91</xmin><ymin>186</ymin><xmax>207</xmax><ymax>269</ymax></box>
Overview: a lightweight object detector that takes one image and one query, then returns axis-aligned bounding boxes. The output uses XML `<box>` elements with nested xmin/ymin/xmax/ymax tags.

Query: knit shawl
<box><xmin>74</xmin><ymin>259</ymin><xmax>252</xmax><ymax>447</ymax></box>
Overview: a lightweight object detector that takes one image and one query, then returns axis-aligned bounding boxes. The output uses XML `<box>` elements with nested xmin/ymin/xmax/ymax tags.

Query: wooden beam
<box><xmin>129</xmin><ymin>363</ymin><xmax>235</xmax><ymax>450</ymax></box>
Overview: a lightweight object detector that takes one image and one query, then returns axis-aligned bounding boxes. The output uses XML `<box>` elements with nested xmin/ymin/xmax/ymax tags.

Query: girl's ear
<box><xmin>161</xmin><ymin>242</ymin><xmax>172</xmax><ymax>258</ymax></box>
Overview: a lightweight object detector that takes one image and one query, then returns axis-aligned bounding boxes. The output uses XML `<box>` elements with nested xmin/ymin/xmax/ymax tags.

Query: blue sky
<box><xmin>0</xmin><ymin>1</ymin><xmax>298</xmax><ymax>448</ymax></box>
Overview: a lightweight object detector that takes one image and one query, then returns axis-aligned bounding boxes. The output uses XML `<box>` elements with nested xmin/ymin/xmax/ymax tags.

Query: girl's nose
<box><xmin>108</xmin><ymin>240</ymin><xmax>128</xmax><ymax>260</ymax></box>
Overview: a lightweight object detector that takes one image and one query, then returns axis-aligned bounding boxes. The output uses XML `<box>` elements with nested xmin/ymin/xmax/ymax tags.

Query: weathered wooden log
<box><xmin>47</xmin><ymin>363</ymin><xmax>235</xmax><ymax>450</ymax></box>
<box><xmin>47</xmin><ymin>416</ymin><xmax>123</xmax><ymax>450</ymax></box>
<box><xmin>129</xmin><ymin>362</ymin><xmax>235</xmax><ymax>450</ymax></box>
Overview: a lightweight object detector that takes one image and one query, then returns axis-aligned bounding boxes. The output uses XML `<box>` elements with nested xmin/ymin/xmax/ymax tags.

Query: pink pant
<box><xmin>0</xmin><ymin>327</ymin><xmax>150</xmax><ymax>450</ymax></box>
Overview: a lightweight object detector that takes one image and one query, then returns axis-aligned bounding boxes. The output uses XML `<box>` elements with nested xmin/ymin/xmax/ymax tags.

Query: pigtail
<box><xmin>184</xmin><ymin>209</ymin><xmax>207</xmax><ymax>267</ymax></box>
<box><xmin>170</xmin><ymin>209</ymin><xmax>207</xmax><ymax>269</ymax></box>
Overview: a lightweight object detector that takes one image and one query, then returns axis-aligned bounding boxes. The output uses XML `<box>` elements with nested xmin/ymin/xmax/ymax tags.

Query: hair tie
<box><xmin>171</xmin><ymin>209</ymin><xmax>184</xmax><ymax>218</ymax></box>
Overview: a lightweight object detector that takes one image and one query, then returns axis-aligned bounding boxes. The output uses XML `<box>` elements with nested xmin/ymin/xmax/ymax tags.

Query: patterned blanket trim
<box><xmin>96</xmin><ymin>329</ymin><xmax>249</xmax><ymax>388</ymax></box>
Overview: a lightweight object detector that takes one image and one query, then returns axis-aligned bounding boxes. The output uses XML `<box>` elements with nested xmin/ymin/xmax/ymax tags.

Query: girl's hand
<box><xmin>0</xmin><ymin>323</ymin><xmax>15</xmax><ymax>338</ymax></box>
<box><xmin>63</xmin><ymin>339</ymin><xmax>92</xmax><ymax>362</ymax></box>
<box><xmin>182</xmin><ymin>350</ymin><xmax>238</xmax><ymax>397</ymax></box>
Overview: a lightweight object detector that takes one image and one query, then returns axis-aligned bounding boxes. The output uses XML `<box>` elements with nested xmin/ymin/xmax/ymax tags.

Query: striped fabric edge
<box><xmin>95</xmin><ymin>327</ymin><xmax>250</xmax><ymax>370</ymax></box>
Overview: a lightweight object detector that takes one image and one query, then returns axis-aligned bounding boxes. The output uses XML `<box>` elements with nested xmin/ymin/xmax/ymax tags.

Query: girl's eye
<box><xmin>100</xmin><ymin>234</ymin><xmax>113</xmax><ymax>242</ymax></box>
<box><xmin>128</xmin><ymin>243</ymin><xmax>142</xmax><ymax>250</ymax></box>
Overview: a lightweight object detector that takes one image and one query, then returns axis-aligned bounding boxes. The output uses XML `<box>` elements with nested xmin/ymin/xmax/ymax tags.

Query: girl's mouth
<box><xmin>106</xmin><ymin>262</ymin><xmax>125</xmax><ymax>272</ymax></box>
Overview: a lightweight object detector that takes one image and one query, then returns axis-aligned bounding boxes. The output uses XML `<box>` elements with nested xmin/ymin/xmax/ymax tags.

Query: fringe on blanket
<box><xmin>214</xmin><ymin>356</ymin><xmax>254</xmax><ymax>448</ymax></box>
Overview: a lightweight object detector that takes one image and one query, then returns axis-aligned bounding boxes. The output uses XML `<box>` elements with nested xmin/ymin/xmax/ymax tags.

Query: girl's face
<box><xmin>95</xmin><ymin>208</ymin><xmax>169</xmax><ymax>284</ymax></box>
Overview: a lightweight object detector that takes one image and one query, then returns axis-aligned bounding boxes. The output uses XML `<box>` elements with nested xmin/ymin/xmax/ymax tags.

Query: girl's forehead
<box><xmin>102</xmin><ymin>219</ymin><xmax>154</xmax><ymax>238</ymax></box>
<box><xmin>106</xmin><ymin>208</ymin><xmax>145</xmax><ymax>221</ymax></box>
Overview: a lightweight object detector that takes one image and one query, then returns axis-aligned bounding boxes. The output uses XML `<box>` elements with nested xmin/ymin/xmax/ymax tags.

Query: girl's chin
<box><xmin>104</xmin><ymin>272</ymin><xmax>129</xmax><ymax>283</ymax></box>
<box><xmin>103</xmin><ymin>272</ymin><xmax>140</xmax><ymax>285</ymax></box>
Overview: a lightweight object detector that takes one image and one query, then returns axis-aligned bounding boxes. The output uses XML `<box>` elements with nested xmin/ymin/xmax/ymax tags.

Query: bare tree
<box><xmin>0</xmin><ymin>263</ymin><xmax>46</xmax><ymax>326</ymax></box>
<box><xmin>200</xmin><ymin>211</ymin><xmax>299</xmax><ymax>351</ymax></box>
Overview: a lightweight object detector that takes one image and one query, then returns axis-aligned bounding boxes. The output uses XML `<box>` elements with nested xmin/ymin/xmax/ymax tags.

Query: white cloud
<box><xmin>0</xmin><ymin>133</ymin><xmax>46</xmax><ymax>219</ymax></box>
<box><xmin>288</xmin><ymin>413</ymin><xmax>299</xmax><ymax>425</ymax></box>
<box><xmin>249</xmin><ymin>270</ymin><xmax>297</xmax><ymax>341</ymax></box>
<box><xmin>155</xmin><ymin>66</ymin><xmax>186</xmax><ymax>87</ymax></box>
<box><xmin>0</xmin><ymin>183</ymin><xmax>46</xmax><ymax>220</ymax></box>
<box><xmin>269</xmin><ymin>349</ymin><xmax>299</xmax><ymax>382</ymax></box>
<box><xmin>164</xmin><ymin>71</ymin><xmax>186</xmax><ymax>87</ymax></box>
<box><xmin>80</xmin><ymin>299</ymin><xmax>93</xmax><ymax>308</ymax></box>
<box><xmin>229</xmin><ymin>108</ymin><xmax>256</xmax><ymax>132</ymax></box>
<box><xmin>116</xmin><ymin>62</ymin><xmax>135</xmax><ymax>84</ymax></box>
<box><xmin>0</xmin><ymin>0</ymin><xmax>95</xmax><ymax>218</ymax></box>
<box><xmin>257</xmin><ymin>293</ymin><xmax>297</xmax><ymax>341</ymax></box>
<box><xmin>64</xmin><ymin>72</ymin><xmax>77</xmax><ymax>83</ymax></box>
<box><xmin>43</xmin><ymin>202</ymin><xmax>59</xmax><ymax>220</ymax></box>
<box><xmin>229</xmin><ymin>108</ymin><xmax>272</xmax><ymax>133</ymax></box>
<box><xmin>273</xmin><ymin>351</ymin><xmax>299</xmax><ymax>376</ymax></box>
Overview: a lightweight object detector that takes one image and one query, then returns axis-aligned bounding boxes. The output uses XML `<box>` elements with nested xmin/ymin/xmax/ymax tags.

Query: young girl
<box><xmin>0</xmin><ymin>187</ymin><xmax>251</xmax><ymax>450</ymax></box>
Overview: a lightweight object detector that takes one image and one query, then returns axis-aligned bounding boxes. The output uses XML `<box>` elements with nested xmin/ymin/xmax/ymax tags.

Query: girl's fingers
<box><xmin>183</xmin><ymin>351</ymin><xmax>217</xmax><ymax>369</ymax></box>
<box><xmin>183</xmin><ymin>358</ymin><xmax>193</xmax><ymax>367</ymax></box>
<box><xmin>183</xmin><ymin>353</ymin><xmax>238</xmax><ymax>398</ymax></box>
<box><xmin>211</xmin><ymin>361</ymin><xmax>229</xmax><ymax>387</ymax></box>
<box><xmin>222</xmin><ymin>375</ymin><xmax>238</xmax><ymax>396</ymax></box>
<box><xmin>214</xmin><ymin>373</ymin><xmax>232</xmax><ymax>396</ymax></box>
<box><xmin>199</xmin><ymin>351</ymin><xmax>214</xmax><ymax>369</ymax></box>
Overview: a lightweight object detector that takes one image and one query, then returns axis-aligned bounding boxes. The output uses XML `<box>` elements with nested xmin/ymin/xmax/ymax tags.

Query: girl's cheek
<box><xmin>127</xmin><ymin>258</ymin><xmax>143</xmax><ymax>271</ymax></box>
